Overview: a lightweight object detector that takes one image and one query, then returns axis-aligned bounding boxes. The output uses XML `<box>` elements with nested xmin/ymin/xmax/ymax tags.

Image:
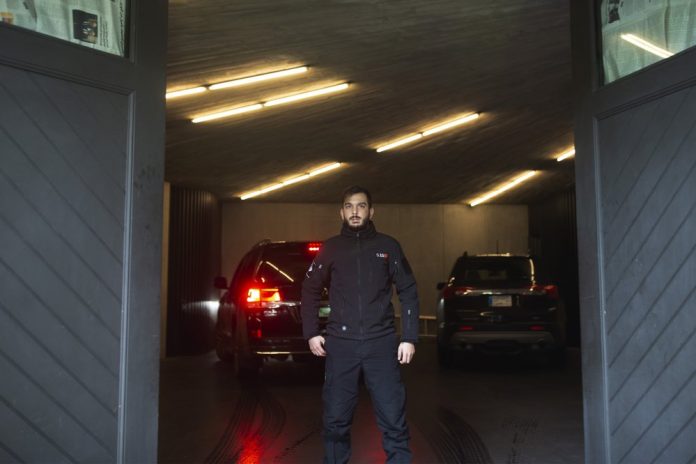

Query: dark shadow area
<box><xmin>529</xmin><ymin>187</ymin><xmax>581</xmax><ymax>347</ymax></box>
<box><xmin>437</xmin><ymin>350</ymin><xmax>577</xmax><ymax>372</ymax></box>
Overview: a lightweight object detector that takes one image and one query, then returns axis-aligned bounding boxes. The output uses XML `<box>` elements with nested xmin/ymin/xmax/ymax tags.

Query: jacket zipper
<box><xmin>357</xmin><ymin>231</ymin><xmax>363</xmax><ymax>336</ymax></box>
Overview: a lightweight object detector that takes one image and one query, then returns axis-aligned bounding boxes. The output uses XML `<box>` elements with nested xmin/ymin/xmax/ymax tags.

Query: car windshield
<box><xmin>451</xmin><ymin>257</ymin><xmax>533</xmax><ymax>285</ymax></box>
<box><xmin>255</xmin><ymin>244</ymin><xmax>317</xmax><ymax>287</ymax></box>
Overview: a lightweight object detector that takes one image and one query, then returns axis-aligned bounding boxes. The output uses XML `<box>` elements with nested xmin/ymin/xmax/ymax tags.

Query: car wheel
<box><xmin>235</xmin><ymin>352</ymin><xmax>262</xmax><ymax>379</ymax></box>
<box><xmin>548</xmin><ymin>347</ymin><xmax>566</xmax><ymax>368</ymax></box>
<box><xmin>215</xmin><ymin>336</ymin><xmax>235</xmax><ymax>363</ymax></box>
<box><xmin>437</xmin><ymin>343</ymin><xmax>453</xmax><ymax>368</ymax></box>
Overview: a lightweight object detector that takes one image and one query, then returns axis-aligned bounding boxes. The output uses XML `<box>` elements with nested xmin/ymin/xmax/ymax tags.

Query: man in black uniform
<box><xmin>302</xmin><ymin>185</ymin><xmax>420</xmax><ymax>464</ymax></box>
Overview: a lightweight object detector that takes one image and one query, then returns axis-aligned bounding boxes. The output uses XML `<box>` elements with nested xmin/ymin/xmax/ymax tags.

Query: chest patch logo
<box><xmin>376</xmin><ymin>252</ymin><xmax>389</xmax><ymax>259</ymax></box>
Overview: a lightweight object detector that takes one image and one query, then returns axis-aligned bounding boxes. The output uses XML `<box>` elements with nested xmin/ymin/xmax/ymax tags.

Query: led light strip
<box><xmin>166</xmin><ymin>66</ymin><xmax>309</xmax><ymax>100</ymax></box>
<box><xmin>620</xmin><ymin>34</ymin><xmax>674</xmax><ymax>59</ymax></box>
<box><xmin>210</xmin><ymin>66</ymin><xmax>308</xmax><ymax>90</ymax></box>
<box><xmin>165</xmin><ymin>87</ymin><xmax>207</xmax><ymax>99</ymax></box>
<box><xmin>191</xmin><ymin>83</ymin><xmax>350</xmax><ymax>123</ymax></box>
<box><xmin>191</xmin><ymin>104</ymin><xmax>264</xmax><ymax>123</ymax></box>
<box><xmin>240</xmin><ymin>162</ymin><xmax>343</xmax><ymax>200</ymax></box>
<box><xmin>469</xmin><ymin>171</ymin><xmax>538</xmax><ymax>207</ymax></box>
<box><xmin>263</xmin><ymin>83</ymin><xmax>349</xmax><ymax>106</ymax></box>
<box><xmin>556</xmin><ymin>148</ymin><xmax>575</xmax><ymax>162</ymax></box>
<box><xmin>376</xmin><ymin>113</ymin><xmax>480</xmax><ymax>153</ymax></box>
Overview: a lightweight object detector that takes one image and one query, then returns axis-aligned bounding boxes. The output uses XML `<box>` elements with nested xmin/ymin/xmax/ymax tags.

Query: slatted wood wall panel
<box><xmin>165</xmin><ymin>187</ymin><xmax>221</xmax><ymax>356</ymax></box>
<box><xmin>597</xmin><ymin>86</ymin><xmax>696</xmax><ymax>464</ymax></box>
<box><xmin>0</xmin><ymin>64</ymin><xmax>127</xmax><ymax>462</ymax></box>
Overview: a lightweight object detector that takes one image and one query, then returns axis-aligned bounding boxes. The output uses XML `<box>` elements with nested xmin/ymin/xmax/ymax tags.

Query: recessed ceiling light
<box><xmin>190</xmin><ymin>83</ymin><xmax>350</xmax><ymax>123</ymax></box>
<box><xmin>556</xmin><ymin>148</ymin><xmax>576</xmax><ymax>162</ymax></box>
<box><xmin>240</xmin><ymin>162</ymin><xmax>343</xmax><ymax>200</ymax></box>
<box><xmin>421</xmin><ymin>113</ymin><xmax>481</xmax><ymax>136</ymax></box>
<box><xmin>376</xmin><ymin>113</ymin><xmax>480</xmax><ymax>153</ymax></box>
<box><xmin>166</xmin><ymin>66</ymin><xmax>309</xmax><ymax>100</ymax></box>
<box><xmin>191</xmin><ymin>104</ymin><xmax>263</xmax><ymax>123</ymax></box>
<box><xmin>280</xmin><ymin>174</ymin><xmax>311</xmax><ymax>186</ymax></box>
<box><xmin>375</xmin><ymin>134</ymin><xmax>423</xmax><ymax>153</ymax></box>
<box><xmin>469</xmin><ymin>171</ymin><xmax>538</xmax><ymax>207</ymax></box>
<box><xmin>166</xmin><ymin>86</ymin><xmax>207</xmax><ymax>99</ymax></box>
<box><xmin>263</xmin><ymin>83</ymin><xmax>350</xmax><ymax>107</ymax></box>
<box><xmin>309</xmin><ymin>163</ymin><xmax>344</xmax><ymax>176</ymax></box>
<box><xmin>209</xmin><ymin>66</ymin><xmax>309</xmax><ymax>91</ymax></box>
<box><xmin>620</xmin><ymin>34</ymin><xmax>674</xmax><ymax>59</ymax></box>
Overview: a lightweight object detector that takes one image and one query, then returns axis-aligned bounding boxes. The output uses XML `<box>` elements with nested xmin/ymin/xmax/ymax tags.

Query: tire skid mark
<box><xmin>271</xmin><ymin>424</ymin><xmax>321</xmax><ymax>463</ymax></box>
<box><xmin>417</xmin><ymin>405</ymin><xmax>493</xmax><ymax>464</ymax></box>
<box><xmin>501</xmin><ymin>416</ymin><xmax>539</xmax><ymax>464</ymax></box>
<box><xmin>206</xmin><ymin>388</ymin><xmax>258</xmax><ymax>463</ymax></box>
<box><xmin>206</xmin><ymin>382</ymin><xmax>287</xmax><ymax>464</ymax></box>
<box><xmin>256</xmin><ymin>387</ymin><xmax>286</xmax><ymax>440</ymax></box>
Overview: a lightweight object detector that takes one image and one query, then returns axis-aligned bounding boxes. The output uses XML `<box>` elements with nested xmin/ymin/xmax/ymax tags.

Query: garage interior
<box><xmin>2</xmin><ymin>0</ymin><xmax>695</xmax><ymax>463</ymax></box>
<box><xmin>158</xmin><ymin>1</ymin><xmax>582</xmax><ymax>462</ymax></box>
<box><xmin>161</xmin><ymin>0</ymin><xmax>579</xmax><ymax>354</ymax></box>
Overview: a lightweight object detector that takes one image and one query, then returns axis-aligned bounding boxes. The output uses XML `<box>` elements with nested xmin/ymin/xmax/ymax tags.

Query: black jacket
<box><xmin>301</xmin><ymin>221</ymin><xmax>420</xmax><ymax>343</ymax></box>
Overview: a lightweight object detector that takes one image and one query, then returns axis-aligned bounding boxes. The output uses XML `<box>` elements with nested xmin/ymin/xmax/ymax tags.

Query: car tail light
<box><xmin>531</xmin><ymin>284</ymin><xmax>559</xmax><ymax>299</ymax></box>
<box><xmin>459</xmin><ymin>325</ymin><xmax>475</xmax><ymax>331</ymax></box>
<box><xmin>443</xmin><ymin>286</ymin><xmax>475</xmax><ymax>298</ymax></box>
<box><xmin>246</xmin><ymin>288</ymin><xmax>282</xmax><ymax>309</ymax></box>
<box><xmin>529</xmin><ymin>325</ymin><xmax>545</xmax><ymax>331</ymax></box>
<box><xmin>308</xmin><ymin>242</ymin><xmax>322</xmax><ymax>252</ymax></box>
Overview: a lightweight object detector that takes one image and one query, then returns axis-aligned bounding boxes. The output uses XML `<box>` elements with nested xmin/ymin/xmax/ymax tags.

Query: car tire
<box><xmin>437</xmin><ymin>343</ymin><xmax>453</xmax><ymax>368</ymax></box>
<box><xmin>215</xmin><ymin>336</ymin><xmax>235</xmax><ymax>363</ymax></box>
<box><xmin>548</xmin><ymin>347</ymin><xmax>566</xmax><ymax>368</ymax></box>
<box><xmin>235</xmin><ymin>352</ymin><xmax>262</xmax><ymax>379</ymax></box>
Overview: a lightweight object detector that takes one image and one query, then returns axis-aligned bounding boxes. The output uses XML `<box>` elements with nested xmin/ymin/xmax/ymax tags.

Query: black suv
<box><xmin>436</xmin><ymin>253</ymin><xmax>566</xmax><ymax>365</ymax></box>
<box><xmin>214</xmin><ymin>240</ymin><xmax>329</xmax><ymax>376</ymax></box>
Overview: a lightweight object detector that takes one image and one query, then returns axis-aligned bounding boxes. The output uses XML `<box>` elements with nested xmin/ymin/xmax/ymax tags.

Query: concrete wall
<box><xmin>221</xmin><ymin>203</ymin><xmax>528</xmax><ymax>315</ymax></box>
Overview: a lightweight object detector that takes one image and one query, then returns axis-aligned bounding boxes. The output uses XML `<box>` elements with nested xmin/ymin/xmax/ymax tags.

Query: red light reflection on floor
<box><xmin>237</xmin><ymin>435</ymin><xmax>264</xmax><ymax>464</ymax></box>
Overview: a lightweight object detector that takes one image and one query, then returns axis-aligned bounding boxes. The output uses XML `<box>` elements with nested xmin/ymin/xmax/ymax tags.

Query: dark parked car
<box><xmin>436</xmin><ymin>253</ymin><xmax>566</xmax><ymax>366</ymax></box>
<box><xmin>214</xmin><ymin>240</ymin><xmax>329</xmax><ymax>376</ymax></box>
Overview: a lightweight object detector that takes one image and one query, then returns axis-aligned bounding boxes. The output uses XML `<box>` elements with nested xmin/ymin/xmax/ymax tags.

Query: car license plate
<box><xmin>318</xmin><ymin>306</ymin><xmax>331</xmax><ymax>317</ymax></box>
<box><xmin>489</xmin><ymin>295</ymin><xmax>512</xmax><ymax>307</ymax></box>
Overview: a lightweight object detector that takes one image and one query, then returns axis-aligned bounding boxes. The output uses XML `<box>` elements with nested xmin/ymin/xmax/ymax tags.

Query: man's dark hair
<box><xmin>342</xmin><ymin>185</ymin><xmax>372</xmax><ymax>208</ymax></box>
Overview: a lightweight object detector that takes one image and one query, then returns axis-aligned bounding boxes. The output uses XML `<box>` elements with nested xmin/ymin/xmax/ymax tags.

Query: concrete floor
<box><xmin>158</xmin><ymin>340</ymin><xmax>584</xmax><ymax>463</ymax></box>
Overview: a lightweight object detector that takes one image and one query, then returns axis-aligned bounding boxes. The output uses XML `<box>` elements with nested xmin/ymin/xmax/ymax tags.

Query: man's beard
<box><xmin>343</xmin><ymin>216</ymin><xmax>368</xmax><ymax>231</ymax></box>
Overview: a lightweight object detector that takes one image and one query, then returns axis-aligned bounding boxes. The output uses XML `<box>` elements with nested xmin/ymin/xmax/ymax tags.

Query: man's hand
<box><xmin>309</xmin><ymin>335</ymin><xmax>326</xmax><ymax>357</ymax></box>
<box><xmin>398</xmin><ymin>342</ymin><xmax>415</xmax><ymax>364</ymax></box>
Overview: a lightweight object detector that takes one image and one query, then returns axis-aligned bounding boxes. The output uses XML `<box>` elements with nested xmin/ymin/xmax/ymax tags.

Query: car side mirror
<box><xmin>436</xmin><ymin>282</ymin><xmax>445</xmax><ymax>290</ymax></box>
<box><xmin>213</xmin><ymin>276</ymin><xmax>228</xmax><ymax>289</ymax></box>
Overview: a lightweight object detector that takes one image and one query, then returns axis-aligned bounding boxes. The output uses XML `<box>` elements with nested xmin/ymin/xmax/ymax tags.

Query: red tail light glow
<box><xmin>459</xmin><ymin>325</ymin><xmax>475</xmax><ymax>331</ymax></box>
<box><xmin>246</xmin><ymin>288</ymin><xmax>282</xmax><ymax>309</ymax></box>
<box><xmin>531</xmin><ymin>284</ymin><xmax>559</xmax><ymax>299</ymax></box>
<box><xmin>444</xmin><ymin>286</ymin><xmax>475</xmax><ymax>297</ymax></box>
<box><xmin>529</xmin><ymin>325</ymin><xmax>545</xmax><ymax>331</ymax></box>
<box><xmin>308</xmin><ymin>242</ymin><xmax>322</xmax><ymax>252</ymax></box>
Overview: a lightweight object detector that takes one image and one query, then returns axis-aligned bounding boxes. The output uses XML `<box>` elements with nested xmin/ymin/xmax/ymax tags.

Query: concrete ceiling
<box><xmin>166</xmin><ymin>0</ymin><xmax>575</xmax><ymax>204</ymax></box>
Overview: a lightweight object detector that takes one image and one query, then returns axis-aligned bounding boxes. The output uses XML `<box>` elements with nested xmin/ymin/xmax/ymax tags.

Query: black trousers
<box><xmin>322</xmin><ymin>333</ymin><xmax>411</xmax><ymax>464</ymax></box>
